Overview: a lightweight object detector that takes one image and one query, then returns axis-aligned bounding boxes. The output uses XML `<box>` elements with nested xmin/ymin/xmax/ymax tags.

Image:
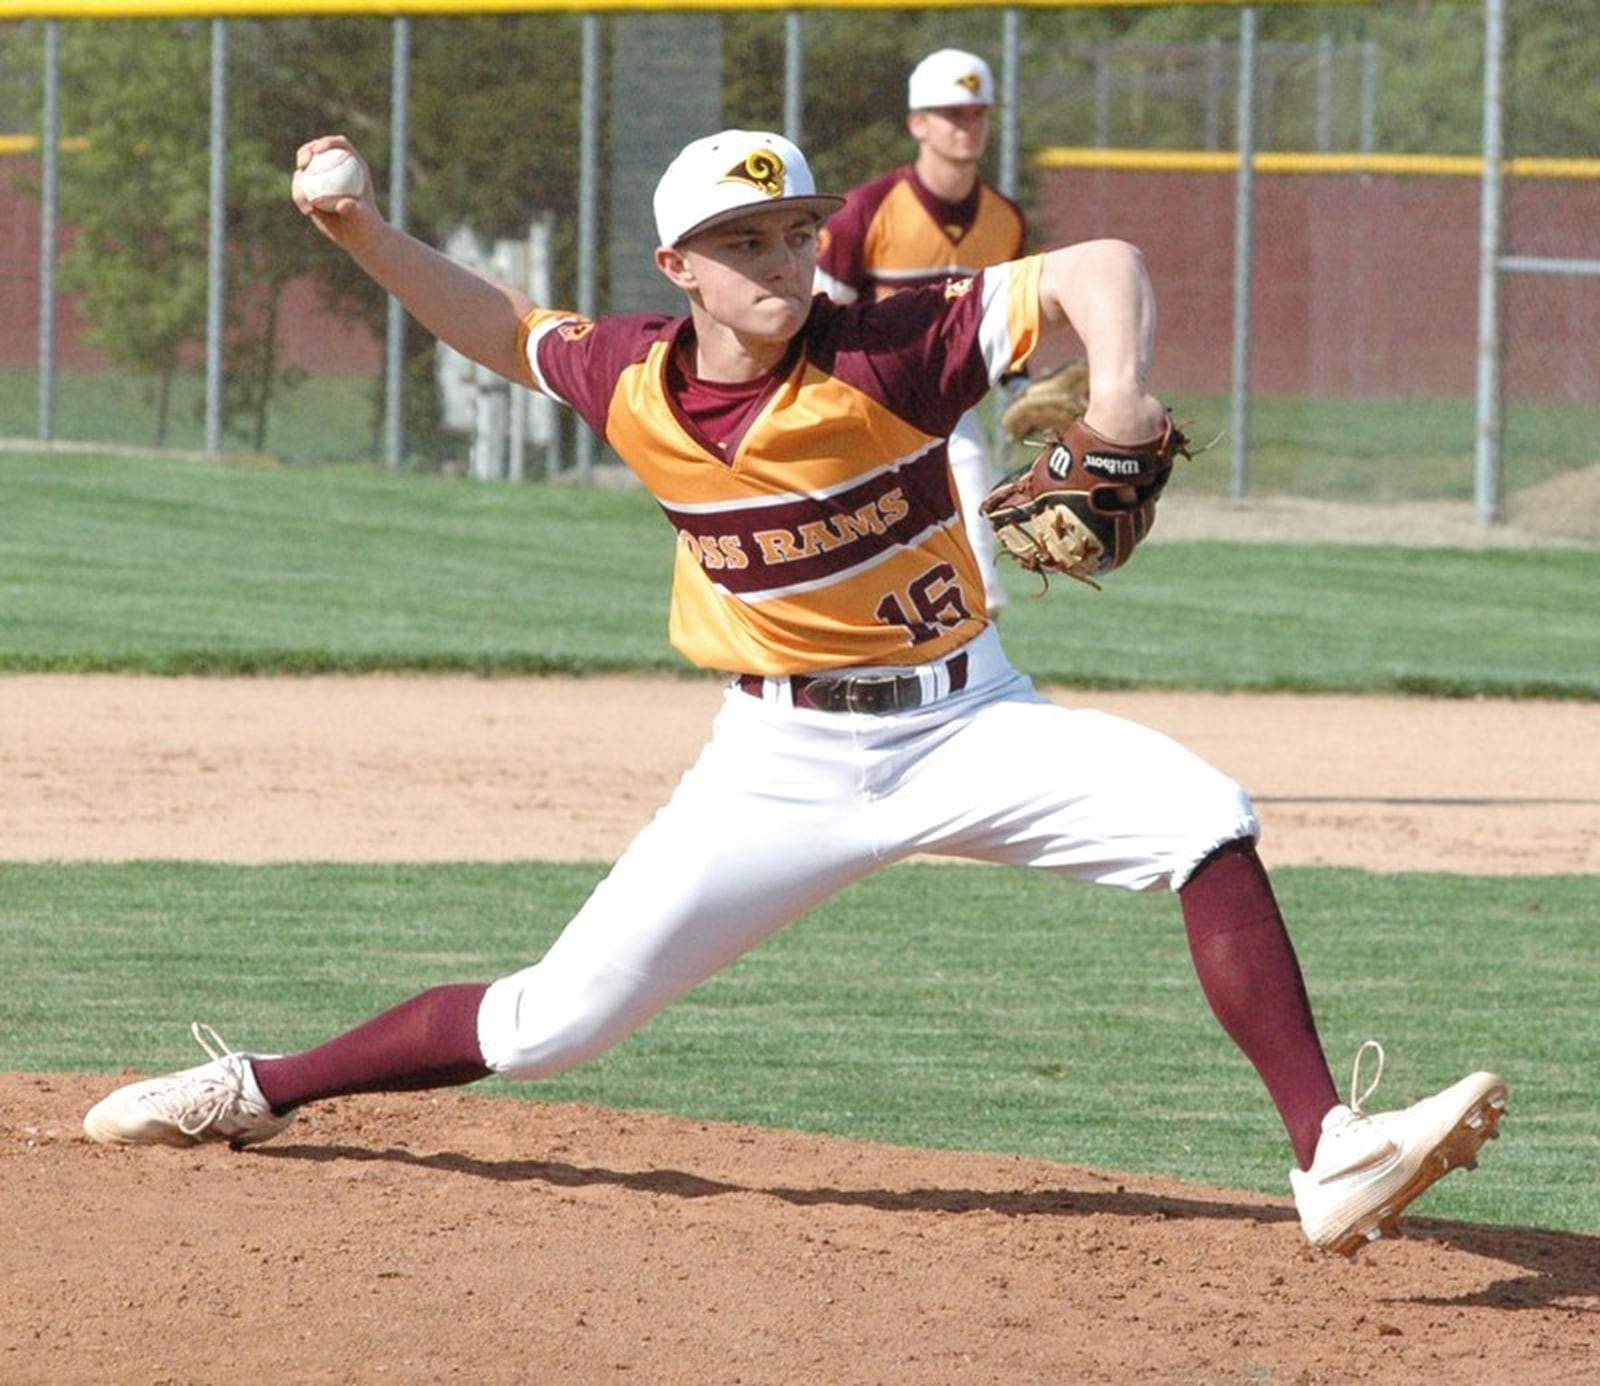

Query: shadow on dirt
<box><xmin>264</xmin><ymin>1139</ymin><xmax>1599</xmax><ymax>1311</ymax></box>
<box><xmin>1397</xmin><ymin>1216</ymin><xmax>1600</xmax><ymax>1311</ymax></box>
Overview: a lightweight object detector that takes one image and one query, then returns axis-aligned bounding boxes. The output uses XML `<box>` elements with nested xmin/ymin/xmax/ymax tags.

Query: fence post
<box><xmin>37</xmin><ymin>20</ymin><xmax>60</xmax><ymax>443</ymax></box>
<box><xmin>1473</xmin><ymin>0</ymin><xmax>1506</xmax><ymax>525</ymax></box>
<box><xmin>204</xmin><ymin>18</ymin><xmax>227</xmax><ymax>456</ymax></box>
<box><xmin>1359</xmin><ymin>40</ymin><xmax>1378</xmax><ymax>154</ymax></box>
<box><xmin>575</xmin><ymin>13</ymin><xmax>600</xmax><ymax>483</ymax></box>
<box><xmin>1228</xmin><ymin>7</ymin><xmax>1259</xmax><ymax>503</ymax></box>
<box><xmin>1000</xmin><ymin>10</ymin><xmax>1020</xmax><ymax>199</ymax></box>
<box><xmin>784</xmin><ymin>12</ymin><xmax>803</xmax><ymax>148</ymax></box>
<box><xmin>384</xmin><ymin>17</ymin><xmax>411</xmax><ymax>472</ymax></box>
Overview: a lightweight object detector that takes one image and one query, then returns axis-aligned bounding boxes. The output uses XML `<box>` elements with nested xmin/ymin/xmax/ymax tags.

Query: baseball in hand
<box><xmin>298</xmin><ymin>148</ymin><xmax>366</xmax><ymax>210</ymax></box>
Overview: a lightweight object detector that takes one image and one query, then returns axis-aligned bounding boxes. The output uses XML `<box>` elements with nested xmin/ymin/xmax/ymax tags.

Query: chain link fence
<box><xmin>1</xmin><ymin>4</ymin><xmax>1595</xmax><ymax>540</ymax></box>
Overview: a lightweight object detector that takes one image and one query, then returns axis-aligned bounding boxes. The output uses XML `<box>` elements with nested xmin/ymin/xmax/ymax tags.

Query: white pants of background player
<box><xmin>476</xmin><ymin>627</ymin><xmax>1259</xmax><ymax>1078</ymax></box>
<box><xmin>947</xmin><ymin>407</ymin><xmax>1008</xmax><ymax>616</ymax></box>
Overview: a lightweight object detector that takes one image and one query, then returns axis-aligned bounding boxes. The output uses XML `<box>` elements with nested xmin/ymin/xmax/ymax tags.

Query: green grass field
<box><xmin>7</xmin><ymin>368</ymin><xmax>1598</xmax><ymax>496</ymax></box>
<box><xmin>4</xmin><ymin>450</ymin><xmax>1595</xmax><ymax>695</ymax></box>
<box><xmin>0</xmin><ymin>369</ymin><xmax>384</xmax><ymax>465</ymax></box>
<box><xmin>1</xmin><ymin>862</ymin><xmax>1592</xmax><ymax>1234</ymax></box>
<box><xmin>2</xmin><ymin>447</ymin><xmax>1596</xmax><ymax>1236</ymax></box>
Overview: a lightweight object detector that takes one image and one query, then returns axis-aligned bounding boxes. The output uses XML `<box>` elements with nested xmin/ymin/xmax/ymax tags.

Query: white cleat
<box><xmin>1291</xmin><ymin>1040</ymin><xmax>1507</xmax><ymax>1256</ymax></box>
<box><xmin>83</xmin><ymin>1021</ymin><xmax>296</xmax><ymax>1151</ymax></box>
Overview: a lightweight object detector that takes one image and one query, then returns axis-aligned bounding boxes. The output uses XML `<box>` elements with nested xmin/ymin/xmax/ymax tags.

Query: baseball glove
<box><xmin>998</xmin><ymin>360</ymin><xmax>1091</xmax><ymax>442</ymax></box>
<box><xmin>979</xmin><ymin>414</ymin><xmax>1191</xmax><ymax>590</ymax></box>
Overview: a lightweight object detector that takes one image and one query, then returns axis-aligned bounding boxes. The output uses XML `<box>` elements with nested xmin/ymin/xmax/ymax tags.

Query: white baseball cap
<box><xmin>653</xmin><ymin>129</ymin><xmax>844</xmax><ymax>248</ymax></box>
<box><xmin>907</xmin><ymin>48</ymin><xmax>995</xmax><ymax>111</ymax></box>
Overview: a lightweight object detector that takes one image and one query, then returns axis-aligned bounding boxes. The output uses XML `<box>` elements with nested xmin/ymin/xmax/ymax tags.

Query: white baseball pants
<box><xmin>477</xmin><ymin>626</ymin><xmax>1258</xmax><ymax>1078</ymax></box>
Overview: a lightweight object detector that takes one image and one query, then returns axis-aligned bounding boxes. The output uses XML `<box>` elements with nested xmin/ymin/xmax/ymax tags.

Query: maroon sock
<box><xmin>1180</xmin><ymin>841</ymin><xmax>1338</xmax><ymax>1169</ymax></box>
<box><xmin>252</xmin><ymin>983</ymin><xmax>493</xmax><ymax>1114</ymax></box>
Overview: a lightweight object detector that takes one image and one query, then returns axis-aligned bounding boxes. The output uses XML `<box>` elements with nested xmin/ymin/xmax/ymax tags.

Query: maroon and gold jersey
<box><xmin>814</xmin><ymin>165</ymin><xmax>1026</xmax><ymax>304</ymax></box>
<box><xmin>517</xmin><ymin>255</ymin><xmax>1045</xmax><ymax>677</ymax></box>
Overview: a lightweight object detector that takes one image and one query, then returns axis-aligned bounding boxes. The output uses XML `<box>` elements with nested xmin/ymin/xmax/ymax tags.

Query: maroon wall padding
<box><xmin>1033</xmin><ymin>166</ymin><xmax>1600</xmax><ymax>403</ymax></box>
<box><xmin>1</xmin><ymin>158</ymin><xmax>380</xmax><ymax>376</ymax></box>
<box><xmin>5</xmin><ymin>155</ymin><xmax>1596</xmax><ymax>402</ymax></box>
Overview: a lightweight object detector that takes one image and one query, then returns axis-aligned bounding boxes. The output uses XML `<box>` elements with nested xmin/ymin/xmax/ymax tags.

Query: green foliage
<box><xmin>1002</xmin><ymin>4</ymin><xmax>1591</xmax><ymax>159</ymax></box>
<box><xmin>54</xmin><ymin>23</ymin><xmax>214</xmax><ymax>442</ymax></box>
<box><xmin>408</xmin><ymin>17</ymin><xmax>587</xmax><ymax>253</ymax></box>
<box><xmin>2</xmin><ymin>860</ymin><xmax>1592</xmax><ymax>1234</ymax></box>
<box><xmin>4</xmin><ymin>9</ymin><xmax>1594</xmax><ymax>467</ymax></box>
<box><xmin>1508</xmin><ymin>4</ymin><xmax>1600</xmax><ymax>156</ymax></box>
<box><xmin>773</xmin><ymin>13</ymin><xmax>930</xmax><ymax>193</ymax></box>
<box><xmin>33</xmin><ymin>16</ymin><xmax>595</xmax><ymax>464</ymax></box>
<box><xmin>1366</xmin><ymin>4</ymin><xmax>1489</xmax><ymax>156</ymax></box>
<box><xmin>47</xmin><ymin>21</ymin><xmax>388</xmax><ymax>455</ymax></box>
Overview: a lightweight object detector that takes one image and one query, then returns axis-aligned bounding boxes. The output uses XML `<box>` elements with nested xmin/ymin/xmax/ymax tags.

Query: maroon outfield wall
<box><xmin>1033</xmin><ymin>166</ymin><xmax>1600</xmax><ymax>404</ymax></box>
<box><xmin>0</xmin><ymin>156</ymin><xmax>380</xmax><ymax>377</ymax></box>
<box><xmin>4</xmin><ymin>154</ymin><xmax>1595</xmax><ymax>405</ymax></box>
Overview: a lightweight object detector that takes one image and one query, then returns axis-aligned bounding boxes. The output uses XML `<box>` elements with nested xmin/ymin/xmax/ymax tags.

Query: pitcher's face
<box><xmin>665</xmin><ymin>209</ymin><xmax>822</xmax><ymax>346</ymax></box>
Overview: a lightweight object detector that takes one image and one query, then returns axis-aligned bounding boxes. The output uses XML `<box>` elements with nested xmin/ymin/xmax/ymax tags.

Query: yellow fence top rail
<box><xmin>7</xmin><ymin>135</ymin><xmax>1594</xmax><ymax>182</ymax></box>
<box><xmin>7</xmin><ymin>132</ymin><xmax>1591</xmax><ymax>182</ymax></box>
<box><xmin>0</xmin><ymin>0</ymin><xmax>1377</xmax><ymax>16</ymax></box>
<box><xmin>1036</xmin><ymin>147</ymin><xmax>1600</xmax><ymax>180</ymax></box>
<box><xmin>13</xmin><ymin>137</ymin><xmax>1597</xmax><ymax>182</ymax></box>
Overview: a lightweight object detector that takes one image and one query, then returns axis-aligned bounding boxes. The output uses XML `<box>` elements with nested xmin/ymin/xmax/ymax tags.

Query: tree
<box><xmin>55</xmin><ymin>22</ymin><xmax>215</xmax><ymax>446</ymax></box>
<box><xmin>231</xmin><ymin>17</ymin><xmax>396</xmax><ymax>456</ymax></box>
<box><xmin>48</xmin><ymin>19</ymin><xmax>387</xmax><ymax>453</ymax></box>
<box><xmin>18</xmin><ymin>7</ymin><xmax>1591</xmax><ymax>465</ymax></box>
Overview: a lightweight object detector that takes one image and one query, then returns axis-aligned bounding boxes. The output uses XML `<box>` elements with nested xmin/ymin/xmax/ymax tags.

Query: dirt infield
<box><xmin>6</xmin><ymin>674</ymin><xmax>1598</xmax><ymax>873</ymax></box>
<box><xmin>4</xmin><ymin>675</ymin><xmax>1599</xmax><ymax>1383</ymax></box>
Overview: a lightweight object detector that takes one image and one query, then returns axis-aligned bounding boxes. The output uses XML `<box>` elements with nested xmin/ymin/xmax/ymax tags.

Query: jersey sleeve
<box><xmin>823</xmin><ymin>254</ymin><xmax>1046</xmax><ymax>421</ymax></box>
<box><xmin>973</xmin><ymin>255</ymin><xmax>1046</xmax><ymax>383</ymax></box>
<box><xmin>519</xmin><ymin>307</ymin><xmax>680</xmax><ymax>441</ymax></box>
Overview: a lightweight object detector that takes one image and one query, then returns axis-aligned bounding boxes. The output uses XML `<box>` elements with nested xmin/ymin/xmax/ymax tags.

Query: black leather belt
<box><xmin>738</xmin><ymin>652</ymin><xmax>969</xmax><ymax>715</ymax></box>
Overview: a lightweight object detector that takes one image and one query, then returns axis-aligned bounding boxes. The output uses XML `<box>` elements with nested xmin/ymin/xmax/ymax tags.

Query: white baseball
<box><xmin>298</xmin><ymin>148</ymin><xmax>366</xmax><ymax>210</ymax></box>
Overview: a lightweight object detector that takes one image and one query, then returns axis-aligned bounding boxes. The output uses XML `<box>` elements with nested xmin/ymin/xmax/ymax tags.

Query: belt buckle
<box><xmin>800</xmin><ymin>672</ymin><xmax>916</xmax><ymax>715</ymax></box>
<box><xmin>848</xmin><ymin>673</ymin><xmax>910</xmax><ymax>715</ymax></box>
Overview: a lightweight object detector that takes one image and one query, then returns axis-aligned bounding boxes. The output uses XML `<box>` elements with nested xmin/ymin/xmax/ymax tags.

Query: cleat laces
<box><xmin>164</xmin><ymin>1021</ymin><xmax>260</xmax><ymax>1139</ymax></box>
<box><xmin>1346</xmin><ymin>1038</ymin><xmax>1386</xmax><ymax>1116</ymax></box>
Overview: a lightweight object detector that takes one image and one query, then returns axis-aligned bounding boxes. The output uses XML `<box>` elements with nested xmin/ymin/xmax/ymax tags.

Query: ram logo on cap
<box><xmin>653</xmin><ymin>129</ymin><xmax>843</xmax><ymax>247</ymax></box>
<box><xmin>720</xmin><ymin>150</ymin><xmax>786</xmax><ymax>198</ymax></box>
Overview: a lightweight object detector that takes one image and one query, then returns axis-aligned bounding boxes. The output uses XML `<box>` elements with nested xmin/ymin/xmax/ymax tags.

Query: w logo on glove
<box><xmin>980</xmin><ymin>414</ymin><xmax>1192</xmax><ymax>590</ymax></box>
<box><xmin>1044</xmin><ymin>443</ymin><xmax>1075</xmax><ymax>482</ymax></box>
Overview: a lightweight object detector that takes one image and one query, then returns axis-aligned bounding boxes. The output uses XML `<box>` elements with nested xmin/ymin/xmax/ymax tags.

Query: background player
<box><xmin>815</xmin><ymin>48</ymin><xmax>1026</xmax><ymax>616</ymax></box>
<box><xmin>83</xmin><ymin>127</ymin><xmax>1505</xmax><ymax>1257</ymax></box>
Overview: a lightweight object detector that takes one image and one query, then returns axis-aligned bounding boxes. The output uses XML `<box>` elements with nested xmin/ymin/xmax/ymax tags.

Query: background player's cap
<box><xmin>907</xmin><ymin>48</ymin><xmax>995</xmax><ymax>110</ymax></box>
<box><xmin>654</xmin><ymin>130</ymin><xmax>844</xmax><ymax>249</ymax></box>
